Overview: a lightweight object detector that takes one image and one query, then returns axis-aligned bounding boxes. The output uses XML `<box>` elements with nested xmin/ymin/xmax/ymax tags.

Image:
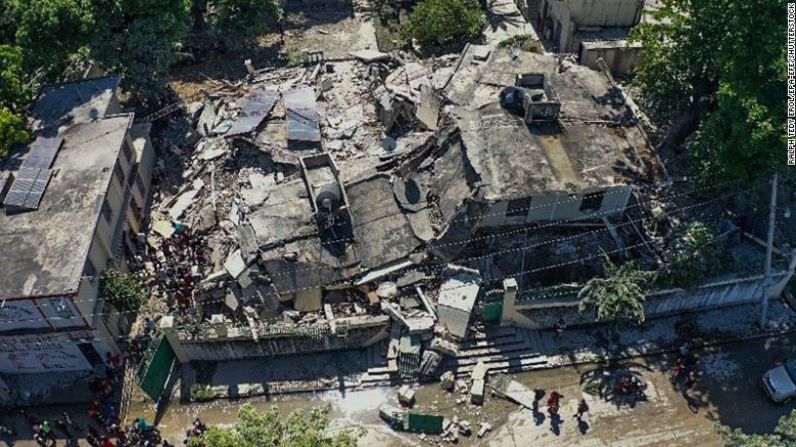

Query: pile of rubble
<box><xmin>135</xmin><ymin>48</ymin><xmax>467</xmax><ymax>339</ymax></box>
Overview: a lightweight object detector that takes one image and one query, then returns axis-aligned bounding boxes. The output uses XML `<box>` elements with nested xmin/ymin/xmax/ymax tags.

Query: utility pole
<box><xmin>760</xmin><ymin>173</ymin><xmax>778</xmax><ymax>329</ymax></box>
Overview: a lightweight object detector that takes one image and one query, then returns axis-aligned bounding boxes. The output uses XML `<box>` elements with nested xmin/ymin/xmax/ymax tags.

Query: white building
<box><xmin>0</xmin><ymin>76</ymin><xmax>154</xmax><ymax>399</ymax></box>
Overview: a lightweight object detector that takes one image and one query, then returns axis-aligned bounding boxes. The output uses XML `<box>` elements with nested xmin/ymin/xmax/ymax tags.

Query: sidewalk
<box><xmin>538</xmin><ymin>299</ymin><xmax>796</xmax><ymax>368</ymax></box>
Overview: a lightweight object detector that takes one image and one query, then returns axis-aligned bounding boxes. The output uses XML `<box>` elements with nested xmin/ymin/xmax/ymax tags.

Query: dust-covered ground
<box><xmin>110</xmin><ymin>334</ymin><xmax>796</xmax><ymax>447</ymax></box>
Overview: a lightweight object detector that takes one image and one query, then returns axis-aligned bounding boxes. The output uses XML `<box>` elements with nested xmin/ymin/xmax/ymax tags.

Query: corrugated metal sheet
<box><xmin>23</xmin><ymin>136</ymin><xmax>64</xmax><ymax>169</ymax></box>
<box><xmin>284</xmin><ymin>87</ymin><xmax>321</xmax><ymax>142</ymax></box>
<box><xmin>0</xmin><ymin>170</ymin><xmax>12</xmax><ymax>203</ymax></box>
<box><xmin>3</xmin><ymin>167</ymin><xmax>52</xmax><ymax>211</ymax></box>
<box><xmin>226</xmin><ymin>89</ymin><xmax>279</xmax><ymax>137</ymax></box>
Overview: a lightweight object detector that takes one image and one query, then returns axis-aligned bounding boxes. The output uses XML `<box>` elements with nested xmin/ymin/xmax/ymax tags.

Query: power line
<box><xmin>0</xmin><ymin>185</ymin><xmax>752</xmax><ymax>330</ymax></box>
<box><xmin>1</xmin><ymin>178</ymin><xmax>754</xmax><ymax>318</ymax></box>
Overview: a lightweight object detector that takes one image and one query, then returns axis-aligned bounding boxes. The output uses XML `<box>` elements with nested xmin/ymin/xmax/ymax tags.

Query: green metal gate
<box><xmin>137</xmin><ymin>335</ymin><xmax>176</xmax><ymax>402</ymax></box>
<box><xmin>406</xmin><ymin>413</ymin><xmax>444</xmax><ymax>434</ymax></box>
<box><xmin>482</xmin><ymin>301</ymin><xmax>503</xmax><ymax>323</ymax></box>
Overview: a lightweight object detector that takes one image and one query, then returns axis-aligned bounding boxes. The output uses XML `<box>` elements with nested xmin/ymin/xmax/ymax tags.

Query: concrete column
<box><xmin>501</xmin><ymin>278</ymin><xmax>518</xmax><ymax>326</ymax></box>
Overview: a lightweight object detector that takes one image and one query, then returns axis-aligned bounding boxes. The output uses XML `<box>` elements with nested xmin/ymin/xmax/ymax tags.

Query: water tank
<box><xmin>316</xmin><ymin>182</ymin><xmax>342</xmax><ymax>214</ymax></box>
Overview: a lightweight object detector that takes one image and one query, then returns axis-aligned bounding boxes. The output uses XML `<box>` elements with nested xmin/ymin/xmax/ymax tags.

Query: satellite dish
<box><xmin>382</xmin><ymin>137</ymin><xmax>397</xmax><ymax>152</ymax></box>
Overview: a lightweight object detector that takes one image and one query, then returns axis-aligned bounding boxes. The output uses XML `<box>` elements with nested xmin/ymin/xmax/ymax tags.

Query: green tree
<box><xmin>719</xmin><ymin>409</ymin><xmax>796</xmax><ymax>446</ymax></box>
<box><xmin>631</xmin><ymin>0</ymin><xmax>785</xmax><ymax>184</ymax></box>
<box><xmin>0</xmin><ymin>107</ymin><xmax>29</xmax><ymax>159</ymax></box>
<box><xmin>10</xmin><ymin>0</ymin><xmax>94</xmax><ymax>76</ymax></box>
<box><xmin>211</xmin><ymin>0</ymin><xmax>282</xmax><ymax>48</ymax></box>
<box><xmin>0</xmin><ymin>0</ymin><xmax>16</xmax><ymax>44</ymax></box>
<box><xmin>0</xmin><ymin>45</ymin><xmax>33</xmax><ymax>111</ymax></box>
<box><xmin>402</xmin><ymin>0</ymin><xmax>484</xmax><ymax>46</ymax></box>
<box><xmin>660</xmin><ymin>222</ymin><xmax>723</xmax><ymax>287</ymax></box>
<box><xmin>578</xmin><ymin>252</ymin><xmax>654</xmax><ymax>325</ymax></box>
<box><xmin>100</xmin><ymin>268</ymin><xmax>146</xmax><ymax>312</ymax></box>
<box><xmin>189</xmin><ymin>404</ymin><xmax>360</xmax><ymax>447</ymax></box>
<box><xmin>92</xmin><ymin>0</ymin><xmax>191</xmax><ymax>104</ymax></box>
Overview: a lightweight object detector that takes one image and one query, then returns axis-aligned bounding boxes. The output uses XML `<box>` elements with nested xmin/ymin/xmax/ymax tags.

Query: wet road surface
<box><xmin>4</xmin><ymin>334</ymin><xmax>795</xmax><ymax>446</ymax></box>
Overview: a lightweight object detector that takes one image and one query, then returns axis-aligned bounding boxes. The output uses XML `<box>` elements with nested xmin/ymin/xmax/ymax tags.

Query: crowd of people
<box><xmin>0</xmin><ymin>411</ymin><xmax>208</xmax><ymax>447</ymax></box>
<box><xmin>131</xmin><ymin>224</ymin><xmax>210</xmax><ymax>314</ymax></box>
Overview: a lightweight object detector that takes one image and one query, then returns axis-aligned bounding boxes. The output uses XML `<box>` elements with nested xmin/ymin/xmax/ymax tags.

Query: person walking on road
<box><xmin>547</xmin><ymin>391</ymin><xmax>562</xmax><ymax>415</ymax></box>
<box><xmin>575</xmin><ymin>399</ymin><xmax>589</xmax><ymax>420</ymax></box>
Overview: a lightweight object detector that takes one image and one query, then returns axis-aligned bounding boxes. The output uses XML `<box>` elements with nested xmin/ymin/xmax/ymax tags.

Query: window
<box><xmin>114</xmin><ymin>162</ymin><xmax>125</xmax><ymax>187</ymax></box>
<box><xmin>127</xmin><ymin>164</ymin><xmax>137</xmax><ymax>188</ymax></box>
<box><xmin>134</xmin><ymin>172</ymin><xmax>145</xmax><ymax>193</ymax></box>
<box><xmin>101</xmin><ymin>199</ymin><xmax>112</xmax><ymax>222</ymax></box>
<box><xmin>506</xmin><ymin>197</ymin><xmax>532</xmax><ymax>218</ymax></box>
<box><xmin>83</xmin><ymin>259</ymin><xmax>97</xmax><ymax>280</ymax></box>
<box><xmin>580</xmin><ymin>191</ymin><xmax>605</xmax><ymax>213</ymax></box>
<box><xmin>121</xmin><ymin>141</ymin><xmax>134</xmax><ymax>163</ymax></box>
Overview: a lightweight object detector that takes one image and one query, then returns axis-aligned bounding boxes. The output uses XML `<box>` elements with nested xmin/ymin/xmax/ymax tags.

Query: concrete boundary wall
<box><xmin>167</xmin><ymin>315</ymin><xmax>390</xmax><ymax>362</ymax></box>
<box><xmin>501</xmin><ymin>265</ymin><xmax>796</xmax><ymax>330</ymax></box>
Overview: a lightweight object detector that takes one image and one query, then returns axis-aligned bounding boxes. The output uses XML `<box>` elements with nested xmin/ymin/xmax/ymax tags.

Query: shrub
<box><xmin>402</xmin><ymin>0</ymin><xmax>484</xmax><ymax>46</ymax></box>
<box><xmin>578</xmin><ymin>252</ymin><xmax>654</xmax><ymax>325</ymax></box>
<box><xmin>0</xmin><ymin>106</ymin><xmax>28</xmax><ymax>160</ymax></box>
<box><xmin>659</xmin><ymin>222</ymin><xmax>723</xmax><ymax>288</ymax></box>
<box><xmin>190</xmin><ymin>384</ymin><xmax>219</xmax><ymax>402</ymax></box>
<box><xmin>100</xmin><ymin>268</ymin><xmax>146</xmax><ymax>312</ymax></box>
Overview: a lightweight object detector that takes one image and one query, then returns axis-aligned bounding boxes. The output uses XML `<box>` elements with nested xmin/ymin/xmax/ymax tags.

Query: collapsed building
<box><xmin>144</xmin><ymin>43</ymin><xmax>675</xmax><ymax>374</ymax></box>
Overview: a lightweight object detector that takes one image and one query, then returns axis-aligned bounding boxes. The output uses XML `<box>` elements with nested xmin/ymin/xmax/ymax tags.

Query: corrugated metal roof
<box><xmin>3</xmin><ymin>167</ymin><xmax>53</xmax><ymax>211</ymax></box>
<box><xmin>226</xmin><ymin>89</ymin><xmax>279</xmax><ymax>137</ymax></box>
<box><xmin>284</xmin><ymin>87</ymin><xmax>321</xmax><ymax>142</ymax></box>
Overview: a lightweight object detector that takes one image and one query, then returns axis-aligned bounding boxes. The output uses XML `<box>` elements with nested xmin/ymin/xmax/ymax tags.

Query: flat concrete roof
<box><xmin>31</xmin><ymin>76</ymin><xmax>121</xmax><ymax>132</ymax></box>
<box><xmin>346</xmin><ymin>174</ymin><xmax>426</xmax><ymax>269</ymax></box>
<box><xmin>445</xmin><ymin>47</ymin><xmax>656</xmax><ymax>200</ymax></box>
<box><xmin>254</xmin><ymin>172</ymin><xmax>430</xmax><ymax>288</ymax></box>
<box><xmin>0</xmin><ymin>115</ymin><xmax>133</xmax><ymax>299</ymax></box>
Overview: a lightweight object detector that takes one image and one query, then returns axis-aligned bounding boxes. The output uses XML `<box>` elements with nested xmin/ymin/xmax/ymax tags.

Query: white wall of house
<box><xmin>565</xmin><ymin>0</ymin><xmax>643</xmax><ymax>26</ymax></box>
<box><xmin>76</xmin><ymin>274</ymin><xmax>101</xmax><ymax>325</ymax></box>
<box><xmin>477</xmin><ymin>185</ymin><xmax>634</xmax><ymax>228</ymax></box>
<box><xmin>0</xmin><ymin>295</ymin><xmax>85</xmax><ymax>333</ymax></box>
<box><xmin>539</xmin><ymin>0</ymin><xmax>643</xmax><ymax>51</ymax></box>
<box><xmin>0</xmin><ymin>331</ymin><xmax>98</xmax><ymax>374</ymax></box>
<box><xmin>579</xmin><ymin>42</ymin><xmax>642</xmax><ymax>75</ymax></box>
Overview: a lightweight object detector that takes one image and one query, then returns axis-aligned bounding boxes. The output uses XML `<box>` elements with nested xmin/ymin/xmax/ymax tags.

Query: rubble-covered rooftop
<box><xmin>0</xmin><ymin>114</ymin><xmax>133</xmax><ymax>298</ymax></box>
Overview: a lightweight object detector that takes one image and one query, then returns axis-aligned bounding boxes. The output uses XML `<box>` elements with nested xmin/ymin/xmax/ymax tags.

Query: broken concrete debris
<box><xmin>440</xmin><ymin>371</ymin><xmax>456</xmax><ymax>391</ymax></box>
<box><xmin>437</xmin><ymin>265</ymin><xmax>481</xmax><ymax>339</ymax></box>
<box><xmin>168</xmin><ymin>178</ymin><xmax>204</xmax><ymax>220</ymax></box>
<box><xmin>398</xmin><ymin>385</ymin><xmax>416</xmax><ymax>406</ymax></box>
<box><xmin>128</xmin><ymin>32</ymin><xmax>673</xmax><ymax>446</ymax></box>
<box><xmin>477</xmin><ymin>422</ymin><xmax>492</xmax><ymax>438</ymax></box>
<box><xmin>489</xmin><ymin>373</ymin><xmax>536</xmax><ymax>410</ymax></box>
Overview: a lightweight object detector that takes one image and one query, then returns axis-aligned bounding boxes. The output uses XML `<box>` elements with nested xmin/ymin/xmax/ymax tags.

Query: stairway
<box><xmin>359</xmin><ymin>326</ymin><xmax>549</xmax><ymax>386</ymax></box>
<box><xmin>446</xmin><ymin>326</ymin><xmax>548</xmax><ymax>377</ymax></box>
